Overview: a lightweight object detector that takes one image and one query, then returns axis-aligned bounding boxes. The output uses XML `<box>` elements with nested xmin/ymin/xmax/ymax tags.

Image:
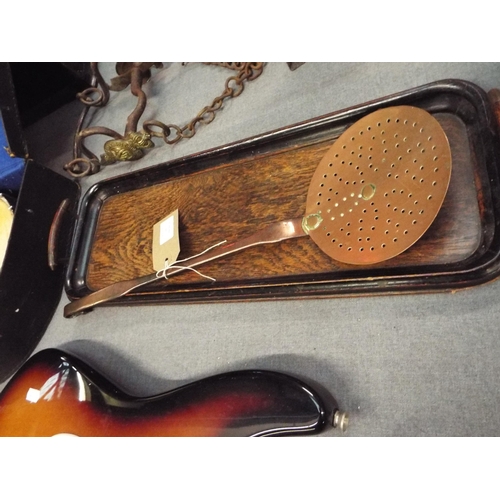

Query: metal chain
<box><xmin>143</xmin><ymin>62</ymin><xmax>263</xmax><ymax>145</ymax></box>
<box><xmin>64</xmin><ymin>62</ymin><xmax>264</xmax><ymax>178</ymax></box>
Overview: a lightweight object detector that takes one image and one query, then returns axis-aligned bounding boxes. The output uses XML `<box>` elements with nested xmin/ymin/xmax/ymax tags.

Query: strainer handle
<box><xmin>64</xmin><ymin>217</ymin><xmax>306</xmax><ymax>318</ymax></box>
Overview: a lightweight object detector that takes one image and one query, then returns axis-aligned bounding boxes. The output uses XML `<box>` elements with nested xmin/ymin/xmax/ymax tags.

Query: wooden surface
<box><xmin>84</xmin><ymin>111</ymin><xmax>484</xmax><ymax>294</ymax></box>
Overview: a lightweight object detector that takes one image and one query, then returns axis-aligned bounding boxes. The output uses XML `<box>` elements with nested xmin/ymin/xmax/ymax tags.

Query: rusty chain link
<box><xmin>64</xmin><ymin>62</ymin><xmax>264</xmax><ymax>177</ymax></box>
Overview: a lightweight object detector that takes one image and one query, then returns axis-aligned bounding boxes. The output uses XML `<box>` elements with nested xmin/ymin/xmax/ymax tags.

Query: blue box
<box><xmin>0</xmin><ymin>115</ymin><xmax>25</xmax><ymax>192</ymax></box>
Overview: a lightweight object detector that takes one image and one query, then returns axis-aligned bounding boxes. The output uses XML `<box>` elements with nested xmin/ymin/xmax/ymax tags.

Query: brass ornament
<box><xmin>101</xmin><ymin>132</ymin><xmax>154</xmax><ymax>166</ymax></box>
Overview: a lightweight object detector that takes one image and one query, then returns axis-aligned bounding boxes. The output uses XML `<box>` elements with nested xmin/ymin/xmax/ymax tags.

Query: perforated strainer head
<box><xmin>305</xmin><ymin>106</ymin><xmax>452</xmax><ymax>265</ymax></box>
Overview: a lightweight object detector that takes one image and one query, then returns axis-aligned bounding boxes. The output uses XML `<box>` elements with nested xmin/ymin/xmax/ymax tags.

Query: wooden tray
<box><xmin>65</xmin><ymin>79</ymin><xmax>500</xmax><ymax>307</ymax></box>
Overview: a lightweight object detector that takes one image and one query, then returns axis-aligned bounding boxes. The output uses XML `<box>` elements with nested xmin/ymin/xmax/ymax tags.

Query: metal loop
<box><xmin>64</xmin><ymin>158</ymin><xmax>100</xmax><ymax>178</ymax></box>
<box><xmin>77</xmin><ymin>87</ymin><xmax>106</xmax><ymax>107</ymax></box>
<box><xmin>226</xmin><ymin>76</ymin><xmax>244</xmax><ymax>97</ymax></box>
<box><xmin>163</xmin><ymin>124</ymin><xmax>183</xmax><ymax>144</ymax></box>
<box><xmin>143</xmin><ymin>120</ymin><xmax>171</xmax><ymax>139</ymax></box>
<box><xmin>247</xmin><ymin>63</ymin><xmax>264</xmax><ymax>80</ymax></box>
<box><xmin>197</xmin><ymin>107</ymin><xmax>216</xmax><ymax>125</ymax></box>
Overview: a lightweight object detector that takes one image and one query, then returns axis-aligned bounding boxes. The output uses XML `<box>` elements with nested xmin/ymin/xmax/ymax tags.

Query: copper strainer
<box><xmin>64</xmin><ymin>106</ymin><xmax>451</xmax><ymax>317</ymax></box>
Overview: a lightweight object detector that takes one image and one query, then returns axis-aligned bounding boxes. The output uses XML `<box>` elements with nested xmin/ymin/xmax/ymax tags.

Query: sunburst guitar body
<box><xmin>0</xmin><ymin>349</ymin><xmax>337</xmax><ymax>437</ymax></box>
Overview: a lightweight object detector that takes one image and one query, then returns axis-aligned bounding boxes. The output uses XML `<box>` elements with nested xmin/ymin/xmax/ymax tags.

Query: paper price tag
<box><xmin>152</xmin><ymin>209</ymin><xmax>180</xmax><ymax>272</ymax></box>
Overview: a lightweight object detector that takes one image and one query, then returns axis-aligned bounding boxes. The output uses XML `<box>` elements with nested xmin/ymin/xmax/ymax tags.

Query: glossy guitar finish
<box><xmin>0</xmin><ymin>349</ymin><xmax>338</xmax><ymax>437</ymax></box>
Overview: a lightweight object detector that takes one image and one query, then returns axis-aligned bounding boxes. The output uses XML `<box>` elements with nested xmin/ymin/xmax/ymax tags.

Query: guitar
<box><xmin>0</xmin><ymin>349</ymin><xmax>347</xmax><ymax>437</ymax></box>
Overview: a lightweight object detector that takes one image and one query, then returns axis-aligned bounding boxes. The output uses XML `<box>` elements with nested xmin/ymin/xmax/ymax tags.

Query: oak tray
<box><xmin>65</xmin><ymin>79</ymin><xmax>500</xmax><ymax>308</ymax></box>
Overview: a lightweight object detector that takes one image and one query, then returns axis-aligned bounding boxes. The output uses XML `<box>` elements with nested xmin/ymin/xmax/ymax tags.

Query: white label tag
<box><xmin>152</xmin><ymin>209</ymin><xmax>180</xmax><ymax>272</ymax></box>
